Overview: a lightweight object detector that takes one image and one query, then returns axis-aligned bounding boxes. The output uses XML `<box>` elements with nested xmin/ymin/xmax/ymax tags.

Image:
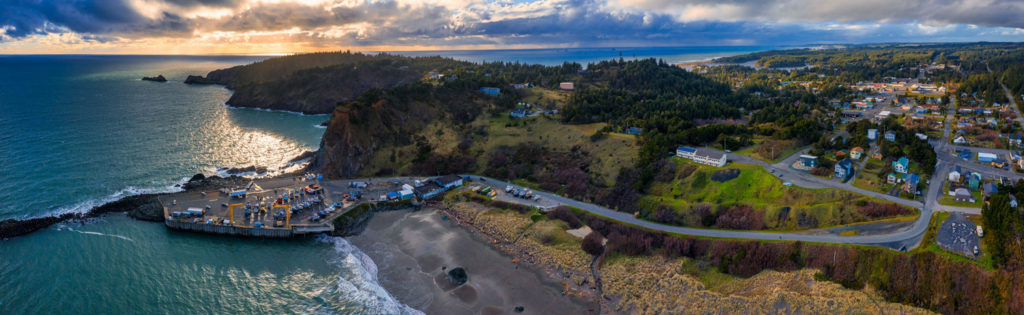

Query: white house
<box><xmin>948</xmin><ymin>166</ymin><xmax>962</xmax><ymax>182</ymax></box>
<box><xmin>559</xmin><ymin>82</ymin><xmax>575</xmax><ymax>90</ymax></box>
<box><xmin>676</xmin><ymin>146</ymin><xmax>727</xmax><ymax>167</ymax></box>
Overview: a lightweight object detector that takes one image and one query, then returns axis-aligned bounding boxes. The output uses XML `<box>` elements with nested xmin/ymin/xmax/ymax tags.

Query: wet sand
<box><xmin>347</xmin><ymin>209</ymin><xmax>592</xmax><ymax>314</ymax></box>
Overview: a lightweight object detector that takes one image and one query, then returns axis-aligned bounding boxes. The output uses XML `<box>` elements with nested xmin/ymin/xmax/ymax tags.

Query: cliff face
<box><xmin>219</xmin><ymin>64</ymin><xmax>422</xmax><ymax>114</ymax></box>
<box><xmin>313</xmin><ymin>93</ymin><xmax>438</xmax><ymax>177</ymax></box>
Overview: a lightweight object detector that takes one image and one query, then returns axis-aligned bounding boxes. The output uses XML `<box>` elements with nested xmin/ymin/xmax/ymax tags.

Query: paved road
<box><xmin>467</xmin><ymin>175</ymin><xmax>926</xmax><ymax>247</ymax></box>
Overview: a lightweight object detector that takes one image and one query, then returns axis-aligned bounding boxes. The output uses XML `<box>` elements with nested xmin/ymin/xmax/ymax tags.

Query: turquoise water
<box><xmin>0</xmin><ymin>55</ymin><xmax>327</xmax><ymax>220</ymax></box>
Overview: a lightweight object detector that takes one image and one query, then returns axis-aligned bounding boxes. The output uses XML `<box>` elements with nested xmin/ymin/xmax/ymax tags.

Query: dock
<box><xmin>158</xmin><ymin>175</ymin><xmax>358</xmax><ymax>238</ymax></box>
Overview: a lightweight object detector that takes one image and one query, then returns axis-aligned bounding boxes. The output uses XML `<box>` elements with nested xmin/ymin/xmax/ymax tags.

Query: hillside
<box><xmin>198</xmin><ymin>52</ymin><xmax>472</xmax><ymax>114</ymax></box>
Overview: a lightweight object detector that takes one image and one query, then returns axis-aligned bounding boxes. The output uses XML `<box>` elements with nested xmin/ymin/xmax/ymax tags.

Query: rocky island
<box><xmin>141</xmin><ymin>75</ymin><xmax>167</xmax><ymax>82</ymax></box>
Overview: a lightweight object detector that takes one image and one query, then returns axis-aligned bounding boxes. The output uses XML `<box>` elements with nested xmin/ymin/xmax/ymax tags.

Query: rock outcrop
<box><xmin>184</xmin><ymin>75</ymin><xmax>217</xmax><ymax>84</ymax></box>
<box><xmin>141</xmin><ymin>75</ymin><xmax>167</xmax><ymax>82</ymax></box>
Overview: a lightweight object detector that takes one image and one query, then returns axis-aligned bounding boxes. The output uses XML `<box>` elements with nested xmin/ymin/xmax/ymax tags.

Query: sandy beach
<box><xmin>347</xmin><ymin>209</ymin><xmax>593</xmax><ymax>314</ymax></box>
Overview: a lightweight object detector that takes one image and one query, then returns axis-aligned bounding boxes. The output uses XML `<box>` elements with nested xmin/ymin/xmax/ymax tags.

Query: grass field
<box><xmin>641</xmin><ymin>160</ymin><xmax>919</xmax><ymax>231</ymax></box>
<box><xmin>360</xmin><ymin>112</ymin><xmax>639</xmax><ymax>184</ymax></box>
<box><xmin>472</xmin><ymin>115</ymin><xmax>638</xmax><ymax>184</ymax></box>
<box><xmin>937</xmin><ymin>183</ymin><xmax>983</xmax><ymax>208</ymax></box>
<box><xmin>733</xmin><ymin>138</ymin><xmax>805</xmax><ymax>163</ymax></box>
<box><xmin>852</xmin><ymin>158</ymin><xmax>888</xmax><ymax>192</ymax></box>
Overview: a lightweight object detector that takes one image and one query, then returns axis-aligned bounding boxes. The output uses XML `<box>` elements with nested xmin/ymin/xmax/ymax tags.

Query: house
<box><xmin>884</xmin><ymin>131</ymin><xmax>897</xmax><ymax>142</ymax></box>
<box><xmin>969</xmin><ymin>172</ymin><xmax>982</xmax><ymax>190</ymax></box>
<box><xmin>1011</xmin><ymin>195</ymin><xmax>1018</xmax><ymax>208</ymax></box>
<box><xmin>434</xmin><ymin>175</ymin><xmax>464</xmax><ymax>190</ymax></box>
<box><xmin>887</xmin><ymin>172</ymin><xmax>899</xmax><ymax>184</ymax></box>
<box><xmin>903</xmin><ymin>173</ymin><xmax>921</xmax><ymax>193</ymax></box>
<box><xmin>511</xmin><ymin>83</ymin><xmax>530</xmax><ymax>89</ymax></box>
<box><xmin>954</xmin><ymin>188</ymin><xmax>975</xmax><ymax>202</ymax></box>
<box><xmin>510</xmin><ymin>108</ymin><xmax>527</xmax><ymax>118</ymax></box>
<box><xmin>627</xmin><ymin>127</ymin><xmax>643</xmax><ymax>135</ymax></box>
<box><xmin>915</xmin><ymin>133</ymin><xmax>928</xmax><ymax>140</ymax></box>
<box><xmin>413</xmin><ymin>182</ymin><xmax>445</xmax><ymax>199</ymax></box>
<box><xmin>559</xmin><ymin>82</ymin><xmax>575</xmax><ymax>90</ymax></box>
<box><xmin>957</xmin><ymin>149</ymin><xmax>971</xmax><ymax>159</ymax></box>
<box><xmin>836</xmin><ymin>150</ymin><xmax>848</xmax><ymax>157</ymax></box>
<box><xmin>841</xmin><ymin>111</ymin><xmax>862</xmax><ymax>118</ymax></box>
<box><xmin>427</xmin><ymin>71</ymin><xmax>443</xmax><ymax>79</ymax></box>
<box><xmin>948</xmin><ymin>166</ymin><xmax>962</xmax><ymax>182</ymax></box>
<box><xmin>867</xmin><ymin>129</ymin><xmax>879</xmax><ymax>141</ymax></box>
<box><xmin>834</xmin><ymin>158</ymin><xmax>853</xmax><ymax>179</ymax></box>
<box><xmin>893</xmin><ymin>157</ymin><xmax>910</xmax><ymax>174</ymax></box>
<box><xmin>480</xmin><ymin>87</ymin><xmax>500</xmax><ymax>95</ymax></box>
<box><xmin>1010</xmin><ymin>134</ymin><xmax>1023</xmax><ymax>148</ymax></box>
<box><xmin>870</xmin><ymin>152</ymin><xmax>883</xmax><ymax>160</ymax></box>
<box><xmin>953</xmin><ymin>135</ymin><xmax>969</xmax><ymax>145</ymax></box>
<box><xmin>978</xmin><ymin>152</ymin><xmax>998</xmax><ymax>162</ymax></box>
<box><xmin>984</xmin><ymin>182</ymin><xmax>999</xmax><ymax>197</ymax></box>
<box><xmin>800</xmin><ymin>155</ymin><xmax>818</xmax><ymax>168</ymax></box>
<box><xmin>850</xmin><ymin>147</ymin><xmax>864</xmax><ymax>159</ymax></box>
<box><xmin>676</xmin><ymin>146</ymin><xmax>727</xmax><ymax>167</ymax></box>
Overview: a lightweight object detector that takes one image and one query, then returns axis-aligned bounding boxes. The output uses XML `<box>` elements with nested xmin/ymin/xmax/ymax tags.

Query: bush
<box><xmin>714</xmin><ymin>205</ymin><xmax>765</xmax><ymax>230</ymax></box>
<box><xmin>581</xmin><ymin>231</ymin><xmax>604</xmax><ymax>255</ymax></box>
<box><xmin>545</xmin><ymin>206</ymin><xmax>583</xmax><ymax>228</ymax></box>
<box><xmin>857</xmin><ymin>202</ymin><xmax>914</xmax><ymax>218</ymax></box>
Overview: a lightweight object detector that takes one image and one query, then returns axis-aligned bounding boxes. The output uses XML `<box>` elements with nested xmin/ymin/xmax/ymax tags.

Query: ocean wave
<box><xmin>317</xmin><ymin>235</ymin><xmax>424</xmax><ymax>315</ymax></box>
<box><xmin>61</xmin><ymin>226</ymin><xmax>136</xmax><ymax>242</ymax></box>
<box><xmin>205</xmin><ymin>160</ymin><xmax>309</xmax><ymax>179</ymax></box>
<box><xmin>42</xmin><ymin>178</ymin><xmax>189</xmax><ymax>219</ymax></box>
<box><xmin>224</xmin><ymin>104</ymin><xmax>331</xmax><ymax>116</ymax></box>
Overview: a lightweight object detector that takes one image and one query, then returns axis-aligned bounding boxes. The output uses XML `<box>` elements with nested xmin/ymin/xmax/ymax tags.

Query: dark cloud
<box><xmin>0</xmin><ymin>0</ymin><xmax>1022</xmax><ymax>47</ymax></box>
<box><xmin>0</xmin><ymin>0</ymin><xmax>192</xmax><ymax>39</ymax></box>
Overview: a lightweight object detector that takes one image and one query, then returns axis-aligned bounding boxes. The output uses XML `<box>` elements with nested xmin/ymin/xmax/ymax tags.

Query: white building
<box><xmin>559</xmin><ymin>82</ymin><xmax>575</xmax><ymax>90</ymax></box>
<box><xmin>676</xmin><ymin>146</ymin><xmax>727</xmax><ymax>167</ymax></box>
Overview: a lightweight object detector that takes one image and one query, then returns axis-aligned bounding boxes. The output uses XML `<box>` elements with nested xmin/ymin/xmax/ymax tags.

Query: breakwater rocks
<box><xmin>0</xmin><ymin>174</ymin><xmax>249</xmax><ymax>239</ymax></box>
<box><xmin>141</xmin><ymin>75</ymin><xmax>167</xmax><ymax>82</ymax></box>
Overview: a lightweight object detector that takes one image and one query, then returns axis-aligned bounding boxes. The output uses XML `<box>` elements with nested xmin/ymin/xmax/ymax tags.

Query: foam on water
<box><xmin>318</xmin><ymin>235</ymin><xmax>425</xmax><ymax>315</ymax></box>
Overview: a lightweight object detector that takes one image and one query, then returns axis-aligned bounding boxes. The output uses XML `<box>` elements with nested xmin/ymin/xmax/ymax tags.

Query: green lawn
<box><xmin>937</xmin><ymin>183</ymin><xmax>983</xmax><ymax>208</ymax></box>
<box><xmin>641</xmin><ymin>160</ymin><xmax>919</xmax><ymax>231</ymax></box>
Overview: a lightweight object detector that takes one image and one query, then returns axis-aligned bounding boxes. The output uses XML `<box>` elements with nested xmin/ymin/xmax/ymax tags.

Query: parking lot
<box><xmin>936</xmin><ymin>212</ymin><xmax>982</xmax><ymax>257</ymax></box>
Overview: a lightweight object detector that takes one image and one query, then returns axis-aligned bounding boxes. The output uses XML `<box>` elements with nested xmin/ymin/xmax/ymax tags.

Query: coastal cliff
<box><xmin>196</xmin><ymin>52</ymin><xmax>467</xmax><ymax>114</ymax></box>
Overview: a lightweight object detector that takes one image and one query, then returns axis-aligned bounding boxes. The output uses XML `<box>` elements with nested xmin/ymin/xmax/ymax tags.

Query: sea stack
<box><xmin>141</xmin><ymin>75</ymin><xmax>167</xmax><ymax>82</ymax></box>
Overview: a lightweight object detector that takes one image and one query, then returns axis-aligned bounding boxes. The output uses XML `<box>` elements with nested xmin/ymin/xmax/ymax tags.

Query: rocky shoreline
<box><xmin>0</xmin><ymin>174</ymin><xmax>250</xmax><ymax>239</ymax></box>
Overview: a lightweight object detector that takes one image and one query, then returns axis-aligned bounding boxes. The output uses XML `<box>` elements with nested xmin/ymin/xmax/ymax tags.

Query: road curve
<box><xmin>466</xmin><ymin>175</ymin><xmax>928</xmax><ymax>247</ymax></box>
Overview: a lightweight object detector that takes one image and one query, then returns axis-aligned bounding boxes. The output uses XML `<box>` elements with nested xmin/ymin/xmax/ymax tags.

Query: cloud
<box><xmin>1</xmin><ymin>0</ymin><xmax>1023</xmax><ymax>52</ymax></box>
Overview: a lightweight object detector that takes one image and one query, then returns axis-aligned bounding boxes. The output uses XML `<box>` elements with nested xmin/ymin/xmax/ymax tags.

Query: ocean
<box><xmin>0</xmin><ymin>46</ymin><xmax>769</xmax><ymax>314</ymax></box>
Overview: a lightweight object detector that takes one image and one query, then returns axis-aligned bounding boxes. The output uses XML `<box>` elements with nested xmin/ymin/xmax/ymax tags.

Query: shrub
<box><xmin>714</xmin><ymin>205</ymin><xmax>765</xmax><ymax>230</ymax></box>
<box><xmin>581</xmin><ymin>231</ymin><xmax>604</xmax><ymax>256</ymax></box>
<box><xmin>545</xmin><ymin>206</ymin><xmax>583</xmax><ymax>228</ymax></box>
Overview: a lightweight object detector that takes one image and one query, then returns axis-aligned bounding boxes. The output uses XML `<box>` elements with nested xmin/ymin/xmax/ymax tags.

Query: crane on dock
<box><xmin>272</xmin><ymin>204</ymin><xmax>291</xmax><ymax>228</ymax></box>
<box><xmin>227</xmin><ymin>203</ymin><xmax>245</xmax><ymax>226</ymax></box>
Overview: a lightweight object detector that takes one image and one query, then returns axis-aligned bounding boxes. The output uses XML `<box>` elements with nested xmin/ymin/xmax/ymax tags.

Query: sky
<box><xmin>0</xmin><ymin>0</ymin><xmax>1023</xmax><ymax>54</ymax></box>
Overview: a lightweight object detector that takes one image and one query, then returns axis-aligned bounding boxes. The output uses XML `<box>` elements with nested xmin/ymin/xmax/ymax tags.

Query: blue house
<box><xmin>510</xmin><ymin>108</ymin><xmax>527</xmax><ymax>118</ymax></box>
<box><xmin>834</xmin><ymin>158</ymin><xmax>853</xmax><ymax>179</ymax></box>
<box><xmin>903</xmin><ymin>173</ymin><xmax>920</xmax><ymax>193</ymax></box>
<box><xmin>957</xmin><ymin>149</ymin><xmax>972</xmax><ymax>160</ymax></box>
<box><xmin>969</xmin><ymin>172</ymin><xmax>982</xmax><ymax>189</ymax></box>
<box><xmin>984</xmin><ymin>182</ymin><xmax>998</xmax><ymax>197</ymax></box>
<box><xmin>867</xmin><ymin>129</ymin><xmax>878</xmax><ymax>141</ymax></box>
<box><xmin>627</xmin><ymin>127</ymin><xmax>643</xmax><ymax>135</ymax></box>
<box><xmin>480</xmin><ymin>87</ymin><xmax>500</xmax><ymax>95</ymax></box>
<box><xmin>893</xmin><ymin>157</ymin><xmax>909</xmax><ymax>174</ymax></box>
<box><xmin>800</xmin><ymin>155</ymin><xmax>818</xmax><ymax>168</ymax></box>
<box><xmin>884</xmin><ymin>131</ymin><xmax>897</xmax><ymax>142</ymax></box>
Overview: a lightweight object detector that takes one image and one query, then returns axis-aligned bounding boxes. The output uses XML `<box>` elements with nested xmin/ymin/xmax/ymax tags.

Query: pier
<box><xmin>158</xmin><ymin>175</ymin><xmax>359</xmax><ymax>238</ymax></box>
